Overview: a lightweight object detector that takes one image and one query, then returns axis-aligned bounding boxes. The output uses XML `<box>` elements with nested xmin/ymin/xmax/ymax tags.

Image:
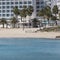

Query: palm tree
<box><xmin>19</xmin><ymin>6</ymin><xmax>27</xmax><ymax>30</ymax></box>
<box><xmin>19</xmin><ymin>10</ymin><xmax>23</xmax><ymax>22</ymax></box>
<box><xmin>19</xmin><ymin>10</ymin><xmax>25</xmax><ymax>29</ymax></box>
<box><xmin>22</xmin><ymin>6</ymin><xmax>27</xmax><ymax>18</ymax></box>
<box><xmin>38</xmin><ymin>6</ymin><xmax>52</xmax><ymax>26</ymax></box>
<box><xmin>59</xmin><ymin>13</ymin><xmax>60</xmax><ymax>20</ymax></box>
<box><xmin>11</xmin><ymin>17</ymin><xmax>19</xmax><ymax>28</ymax></box>
<box><xmin>44</xmin><ymin>6</ymin><xmax>52</xmax><ymax>24</ymax></box>
<box><xmin>38</xmin><ymin>9</ymin><xmax>47</xmax><ymax>27</ymax></box>
<box><xmin>27</xmin><ymin>6</ymin><xmax>33</xmax><ymax>18</ymax></box>
<box><xmin>38</xmin><ymin>9</ymin><xmax>45</xmax><ymax>19</ymax></box>
<box><xmin>0</xmin><ymin>18</ymin><xmax>7</xmax><ymax>28</ymax></box>
<box><xmin>32</xmin><ymin>18</ymin><xmax>39</xmax><ymax>28</ymax></box>
<box><xmin>27</xmin><ymin>6</ymin><xmax>34</xmax><ymax>27</ymax></box>
<box><xmin>52</xmin><ymin>5</ymin><xmax>58</xmax><ymax>17</ymax></box>
<box><xmin>21</xmin><ymin>6</ymin><xmax>27</xmax><ymax>30</ymax></box>
<box><xmin>13</xmin><ymin>6</ymin><xmax>19</xmax><ymax>20</ymax></box>
<box><xmin>51</xmin><ymin>16</ymin><xmax>57</xmax><ymax>25</ymax></box>
<box><xmin>51</xmin><ymin>16</ymin><xmax>57</xmax><ymax>20</ymax></box>
<box><xmin>52</xmin><ymin>5</ymin><xmax>58</xmax><ymax>25</ymax></box>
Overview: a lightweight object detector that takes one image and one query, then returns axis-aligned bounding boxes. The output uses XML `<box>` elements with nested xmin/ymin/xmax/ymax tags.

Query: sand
<box><xmin>0</xmin><ymin>28</ymin><xmax>60</xmax><ymax>38</ymax></box>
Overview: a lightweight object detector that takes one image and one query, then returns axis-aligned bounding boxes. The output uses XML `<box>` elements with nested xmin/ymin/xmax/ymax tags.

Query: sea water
<box><xmin>0</xmin><ymin>38</ymin><xmax>60</xmax><ymax>60</ymax></box>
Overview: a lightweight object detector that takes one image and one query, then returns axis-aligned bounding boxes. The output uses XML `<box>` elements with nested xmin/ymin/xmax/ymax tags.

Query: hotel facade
<box><xmin>0</xmin><ymin>0</ymin><xmax>59</xmax><ymax>20</ymax></box>
<box><xmin>0</xmin><ymin>0</ymin><xmax>45</xmax><ymax>20</ymax></box>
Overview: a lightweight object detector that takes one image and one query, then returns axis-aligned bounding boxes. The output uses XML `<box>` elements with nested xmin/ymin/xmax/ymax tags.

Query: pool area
<box><xmin>0</xmin><ymin>38</ymin><xmax>60</xmax><ymax>60</ymax></box>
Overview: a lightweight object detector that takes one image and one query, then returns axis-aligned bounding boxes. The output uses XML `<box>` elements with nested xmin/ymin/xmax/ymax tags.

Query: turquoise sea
<box><xmin>0</xmin><ymin>38</ymin><xmax>60</xmax><ymax>60</ymax></box>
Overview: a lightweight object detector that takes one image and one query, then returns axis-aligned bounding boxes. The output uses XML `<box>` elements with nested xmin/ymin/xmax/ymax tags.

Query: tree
<box><xmin>52</xmin><ymin>5</ymin><xmax>58</xmax><ymax>25</ymax></box>
<box><xmin>52</xmin><ymin>5</ymin><xmax>58</xmax><ymax>17</ymax></box>
<box><xmin>11</xmin><ymin>17</ymin><xmax>19</xmax><ymax>28</ymax></box>
<box><xmin>38</xmin><ymin>9</ymin><xmax>47</xmax><ymax>27</ymax></box>
<box><xmin>22</xmin><ymin>6</ymin><xmax>27</xmax><ymax>18</ymax></box>
<box><xmin>38</xmin><ymin>6</ymin><xmax>53</xmax><ymax>26</ymax></box>
<box><xmin>19</xmin><ymin>10</ymin><xmax>23</xmax><ymax>22</ymax></box>
<box><xmin>38</xmin><ymin>9</ymin><xmax>45</xmax><ymax>18</ymax></box>
<box><xmin>51</xmin><ymin>16</ymin><xmax>57</xmax><ymax>25</ymax></box>
<box><xmin>21</xmin><ymin>6</ymin><xmax>27</xmax><ymax>30</ymax></box>
<box><xmin>51</xmin><ymin>16</ymin><xmax>57</xmax><ymax>20</ymax></box>
<box><xmin>32</xmin><ymin>18</ymin><xmax>39</xmax><ymax>28</ymax></box>
<box><xmin>38</xmin><ymin>9</ymin><xmax>45</xmax><ymax>27</ymax></box>
<box><xmin>27</xmin><ymin>6</ymin><xmax>34</xmax><ymax>27</ymax></box>
<box><xmin>13</xmin><ymin>6</ymin><xmax>19</xmax><ymax>19</ymax></box>
<box><xmin>59</xmin><ymin>13</ymin><xmax>60</xmax><ymax>20</ymax></box>
<box><xmin>27</xmin><ymin>6</ymin><xmax>33</xmax><ymax>18</ymax></box>
<box><xmin>44</xmin><ymin>6</ymin><xmax>52</xmax><ymax>24</ymax></box>
<box><xmin>19</xmin><ymin>6</ymin><xmax>27</xmax><ymax>30</ymax></box>
<box><xmin>0</xmin><ymin>18</ymin><xmax>7</xmax><ymax>28</ymax></box>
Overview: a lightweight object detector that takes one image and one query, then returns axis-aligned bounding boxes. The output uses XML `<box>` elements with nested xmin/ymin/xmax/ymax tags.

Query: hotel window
<box><xmin>0</xmin><ymin>14</ymin><xmax>1</xmax><ymax>16</ymax></box>
<box><xmin>0</xmin><ymin>10</ymin><xmax>1</xmax><ymax>13</ymax></box>
<box><xmin>36</xmin><ymin>6</ymin><xmax>39</xmax><ymax>8</ymax></box>
<box><xmin>2</xmin><ymin>10</ymin><xmax>5</xmax><ymax>13</ymax></box>
<box><xmin>7</xmin><ymin>14</ymin><xmax>9</xmax><ymax>17</ymax></box>
<box><xmin>7</xmin><ymin>10</ymin><xmax>10</xmax><ymax>12</ymax></box>
<box><xmin>41</xmin><ymin>6</ymin><xmax>44</xmax><ymax>8</ymax></box>
<box><xmin>0</xmin><ymin>7</ymin><xmax>1</xmax><ymax>9</ymax></box>
<box><xmin>24</xmin><ymin>1</ymin><xmax>27</xmax><ymax>4</ymax></box>
<box><xmin>11</xmin><ymin>6</ymin><xmax>13</xmax><ymax>8</ymax></box>
<box><xmin>36</xmin><ymin>2</ymin><xmax>40</xmax><ymax>4</ymax></box>
<box><xmin>19</xmin><ymin>6</ymin><xmax>22</xmax><ymax>8</ymax></box>
<box><xmin>0</xmin><ymin>2</ymin><xmax>1</xmax><ymax>5</ymax></box>
<box><xmin>2</xmin><ymin>2</ymin><xmax>5</xmax><ymax>5</ymax></box>
<box><xmin>7</xmin><ymin>6</ymin><xmax>10</xmax><ymax>8</ymax></box>
<box><xmin>7</xmin><ymin>2</ymin><xmax>10</xmax><ymax>4</ymax></box>
<box><xmin>28</xmin><ymin>1</ymin><xmax>32</xmax><ymax>4</ymax></box>
<box><xmin>2</xmin><ymin>0</ymin><xmax>5</xmax><ymax>1</ymax></box>
<box><xmin>2</xmin><ymin>6</ymin><xmax>5</xmax><ymax>9</ymax></box>
<box><xmin>49</xmin><ymin>0</ymin><xmax>51</xmax><ymax>2</ymax></box>
<box><xmin>11</xmin><ymin>14</ymin><xmax>13</xmax><ymax>16</ymax></box>
<box><xmin>11</xmin><ymin>2</ymin><xmax>14</xmax><ymax>4</ymax></box>
<box><xmin>20</xmin><ymin>2</ymin><xmax>22</xmax><ymax>4</ymax></box>
<box><xmin>3</xmin><ymin>14</ymin><xmax>5</xmax><ymax>16</ymax></box>
<box><xmin>41</xmin><ymin>2</ymin><xmax>44</xmax><ymax>4</ymax></box>
<box><xmin>15</xmin><ymin>2</ymin><xmax>18</xmax><ymax>4</ymax></box>
<box><xmin>11</xmin><ymin>10</ymin><xmax>13</xmax><ymax>12</ymax></box>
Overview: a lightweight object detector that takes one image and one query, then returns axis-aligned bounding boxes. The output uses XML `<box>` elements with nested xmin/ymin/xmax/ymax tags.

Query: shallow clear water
<box><xmin>0</xmin><ymin>38</ymin><xmax>60</xmax><ymax>60</ymax></box>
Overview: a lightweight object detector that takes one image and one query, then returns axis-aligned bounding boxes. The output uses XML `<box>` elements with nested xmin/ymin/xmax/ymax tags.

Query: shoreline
<box><xmin>0</xmin><ymin>28</ymin><xmax>60</xmax><ymax>39</ymax></box>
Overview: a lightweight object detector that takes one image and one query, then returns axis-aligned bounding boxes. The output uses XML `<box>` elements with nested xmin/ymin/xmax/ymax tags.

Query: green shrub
<box><xmin>40</xmin><ymin>26</ymin><xmax>60</xmax><ymax>32</ymax></box>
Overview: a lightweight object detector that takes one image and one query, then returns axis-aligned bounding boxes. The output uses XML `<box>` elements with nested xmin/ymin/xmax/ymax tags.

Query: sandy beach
<box><xmin>0</xmin><ymin>28</ymin><xmax>60</xmax><ymax>38</ymax></box>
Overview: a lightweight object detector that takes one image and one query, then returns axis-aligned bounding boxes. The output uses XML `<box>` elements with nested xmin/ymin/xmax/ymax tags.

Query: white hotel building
<box><xmin>0</xmin><ymin>0</ymin><xmax>45</xmax><ymax>20</ymax></box>
<box><xmin>0</xmin><ymin>0</ymin><xmax>34</xmax><ymax>19</ymax></box>
<box><xmin>0</xmin><ymin>0</ymin><xmax>60</xmax><ymax>20</ymax></box>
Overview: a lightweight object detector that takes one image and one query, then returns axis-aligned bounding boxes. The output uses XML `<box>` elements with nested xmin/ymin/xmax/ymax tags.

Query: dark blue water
<box><xmin>0</xmin><ymin>38</ymin><xmax>60</xmax><ymax>60</ymax></box>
